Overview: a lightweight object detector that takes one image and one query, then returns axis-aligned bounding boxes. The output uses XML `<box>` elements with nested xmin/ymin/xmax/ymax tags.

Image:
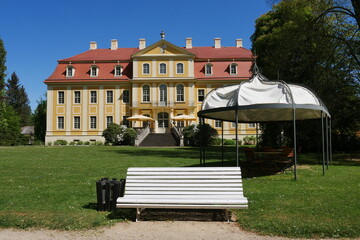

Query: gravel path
<box><xmin>0</xmin><ymin>221</ymin><xmax>355</xmax><ymax>240</ymax></box>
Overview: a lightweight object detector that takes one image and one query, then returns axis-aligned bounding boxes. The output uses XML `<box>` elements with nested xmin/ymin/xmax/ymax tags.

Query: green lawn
<box><xmin>0</xmin><ymin>146</ymin><xmax>359</xmax><ymax>238</ymax></box>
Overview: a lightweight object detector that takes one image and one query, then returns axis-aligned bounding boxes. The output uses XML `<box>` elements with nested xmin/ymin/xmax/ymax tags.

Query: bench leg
<box><xmin>225</xmin><ymin>209</ymin><xmax>231</xmax><ymax>223</ymax></box>
<box><xmin>136</xmin><ymin>208</ymin><xmax>144</xmax><ymax>222</ymax></box>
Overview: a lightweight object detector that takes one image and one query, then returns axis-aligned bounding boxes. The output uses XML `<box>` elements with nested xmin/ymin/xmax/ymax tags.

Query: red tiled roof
<box><xmin>46</xmin><ymin>62</ymin><xmax>133</xmax><ymax>81</ymax></box>
<box><xmin>46</xmin><ymin>45</ymin><xmax>253</xmax><ymax>82</ymax></box>
<box><xmin>186</xmin><ymin>47</ymin><xmax>253</xmax><ymax>59</ymax></box>
<box><xmin>59</xmin><ymin>47</ymin><xmax>253</xmax><ymax>62</ymax></box>
<box><xmin>60</xmin><ymin>48</ymin><xmax>140</xmax><ymax>62</ymax></box>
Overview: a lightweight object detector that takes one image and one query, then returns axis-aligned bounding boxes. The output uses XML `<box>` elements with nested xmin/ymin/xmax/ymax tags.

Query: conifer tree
<box><xmin>33</xmin><ymin>98</ymin><xmax>46</xmax><ymax>141</ymax></box>
<box><xmin>6</xmin><ymin>72</ymin><xmax>32</xmax><ymax>126</ymax></box>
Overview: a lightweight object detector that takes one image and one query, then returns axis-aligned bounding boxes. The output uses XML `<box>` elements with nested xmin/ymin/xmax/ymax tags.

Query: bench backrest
<box><xmin>125</xmin><ymin>167</ymin><xmax>243</xmax><ymax>196</ymax></box>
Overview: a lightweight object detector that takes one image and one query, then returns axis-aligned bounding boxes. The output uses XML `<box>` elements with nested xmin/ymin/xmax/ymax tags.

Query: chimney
<box><xmin>139</xmin><ymin>38</ymin><xmax>146</xmax><ymax>49</ymax></box>
<box><xmin>186</xmin><ymin>37</ymin><xmax>192</xmax><ymax>49</ymax></box>
<box><xmin>236</xmin><ymin>39</ymin><xmax>243</xmax><ymax>48</ymax></box>
<box><xmin>110</xmin><ymin>39</ymin><xmax>118</xmax><ymax>50</ymax></box>
<box><xmin>214</xmin><ymin>38</ymin><xmax>221</xmax><ymax>48</ymax></box>
<box><xmin>90</xmin><ymin>41</ymin><xmax>97</xmax><ymax>50</ymax></box>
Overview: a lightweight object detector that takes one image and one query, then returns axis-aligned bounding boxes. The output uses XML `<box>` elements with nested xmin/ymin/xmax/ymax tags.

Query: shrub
<box><xmin>69</xmin><ymin>141</ymin><xmax>76</xmax><ymax>146</ymax></box>
<box><xmin>183</xmin><ymin>123</ymin><xmax>218</xmax><ymax>147</ymax></box>
<box><xmin>96</xmin><ymin>141</ymin><xmax>104</xmax><ymax>146</ymax></box>
<box><xmin>77</xmin><ymin>141</ymin><xmax>84</xmax><ymax>145</ymax></box>
<box><xmin>123</xmin><ymin>128</ymin><xmax>137</xmax><ymax>146</ymax></box>
<box><xmin>224</xmin><ymin>139</ymin><xmax>236</xmax><ymax>145</ymax></box>
<box><xmin>84</xmin><ymin>141</ymin><xmax>90</xmax><ymax>145</ymax></box>
<box><xmin>54</xmin><ymin>140</ymin><xmax>67</xmax><ymax>146</ymax></box>
<box><xmin>102</xmin><ymin>123</ymin><xmax>126</xmax><ymax>145</ymax></box>
<box><xmin>47</xmin><ymin>142</ymin><xmax>52</xmax><ymax>146</ymax></box>
<box><xmin>243</xmin><ymin>135</ymin><xmax>256</xmax><ymax>145</ymax></box>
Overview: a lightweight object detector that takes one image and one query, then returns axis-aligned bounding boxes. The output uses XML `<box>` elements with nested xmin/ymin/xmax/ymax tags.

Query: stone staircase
<box><xmin>140</xmin><ymin>133</ymin><xmax>178</xmax><ymax>147</ymax></box>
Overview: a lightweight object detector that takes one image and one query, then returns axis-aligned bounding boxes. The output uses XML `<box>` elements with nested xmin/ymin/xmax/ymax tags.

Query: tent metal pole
<box><xmin>321</xmin><ymin>112</ymin><xmax>325</xmax><ymax>175</ymax></box>
<box><xmin>235</xmin><ymin>110</ymin><xmax>239</xmax><ymax>167</ymax></box>
<box><xmin>256</xmin><ymin>123</ymin><xmax>259</xmax><ymax>149</ymax></box>
<box><xmin>199</xmin><ymin>117</ymin><xmax>202</xmax><ymax>165</ymax></box>
<box><xmin>293</xmin><ymin>108</ymin><xmax>297</xmax><ymax>181</ymax></box>
<box><xmin>221</xmin><ymin>121</ymin><xmax>224</xmax><ymax>166</ymax></box>
<box><xmin>329</xmin><ymin>118</ymin><xmax>333</xmax><ymax>165</ymax></box>
<box><xmin>326</xmin><ymin>116</ymin><xmax>329</xmax><ymax>170</ymax></box>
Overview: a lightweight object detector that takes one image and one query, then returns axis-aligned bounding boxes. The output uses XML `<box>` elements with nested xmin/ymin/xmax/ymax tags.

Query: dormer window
<box><xmin>66</xmin><ymin>65</ymin><xmax>75</xmax><ymax>77</ymax></box>
<box><xmin>90</xmin><ymin>65</ymin><xmax>98</xmax><ymax>77</ymax></box>
<box><xmin>230</xmin><ymin>63</ymin><xmax>238</xmax><ymax>75</ymax></box>
<box><xmin>114</xmin><ymin>65</ymin><xmax>122</xmax><ymax>77</ymax></box>
<box><xmin>205</xmin><ymin>63</ymin><xmax>213</xmax><ymax>76</ymax></box>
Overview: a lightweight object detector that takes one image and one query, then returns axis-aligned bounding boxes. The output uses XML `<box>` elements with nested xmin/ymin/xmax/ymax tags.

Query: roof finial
<box><xmin>160</xmin><ymin>30</ymin><xmax>165</xmax><ymax>39</ymax></box>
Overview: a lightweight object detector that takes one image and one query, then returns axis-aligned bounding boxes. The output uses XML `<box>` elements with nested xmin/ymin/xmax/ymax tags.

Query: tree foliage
<box><xmin>33</xmin><ymin>98</ymin><xmax>46</xmax><ymax>141</ymax></box>
<box><xmin>252</xmin><ymin>0</ymin><xmax>360</xmax><ymax>151</ymax></box>
<box><xmin>6</xmin><ymin>72</ymin><xmax>32</xmax><ymax>126</ymax></box>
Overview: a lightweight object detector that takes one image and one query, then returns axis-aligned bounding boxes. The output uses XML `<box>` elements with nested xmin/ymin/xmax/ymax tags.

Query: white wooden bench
<box><xmin>116</xmin><ymin>167</ymin><xmax>248</xmax><ymax>221</ymax></box>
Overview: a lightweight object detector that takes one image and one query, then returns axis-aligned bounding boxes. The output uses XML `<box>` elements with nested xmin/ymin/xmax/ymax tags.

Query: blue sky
<box><xmin>0</xmin><ymin>0</ymin><xmax>271</xmax><ymax>110</ymax></box>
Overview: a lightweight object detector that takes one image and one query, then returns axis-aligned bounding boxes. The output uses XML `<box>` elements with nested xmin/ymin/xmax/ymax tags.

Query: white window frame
<box><xmin>198</xmin><ymin>89</ymin><xmax>205</xmax><ymax>102</ymax></box>
<box><xmin>205</xmin><ymin>63</ymin><xmax>213</xmax><ymax>76</ymax></box>
<box><xmin>74</xmin><ymin>91</ymin><xmax>81</xmax><ymax>104</ymax></box>
<box><xmin>106</xmin><ymin>90</ymin><xmax>113</xmax><ymax>104</ymax></box>
<box><xmin>90</xmin><ymin>66</ymin><xmax>98</xmax><ymax>77</ymax></box>
<box><xmin>176</xmin><ymin>63</ymin><xmax>184</xmax><ymax>74</ymax></box>
<box><xmin>215</xmin><ymin>120</ymin><xmax>222</xmax><ymax>128</ymax></box>
<box><xmin>176</xmin><ymin>84</ymin><xmax>184</xmax><ymax>102</ymax></box>
<box><xmin>90</xmin><ymin>116</ymin><xmax>97</xmax><ymax>129</ymax></box>
<box><xmin>90</xmin><ymin>91</ymin><xmax>97</xmax><ymax>104</ymax></box>
<box><xmin>66</xmin><ymin>66</ymin><xmax>75</xmax><ymax>77</ymax></box>
<box><xmin>58</xmin><ymin>91</ymin><xmax>65</xmax><ymax>104</ymax></box>
<box><xmin>74</xmin><ymin>116</ymin><xmax>81</xmax><ymax>129</ymax></box>
<box><xmin>142</xmin><ymin>85</ymin><xmax>150</xmax><ymax>102</ymax></box>
<box><xmin>57</xmin><ymin>116</ymin><xmax>64</xmax><ymax>129</ymax></box>
<box><xmin>159</xmin><ymin>63</ymin><xmax>167</xmax><ymax>74</ymax></box>
<box><xmin>142</xmin><ymin>63</ymin><xmax>150</xmax><ymax>75</ymax></box>
<box><xmin>114</xmin><ymin>65</ymin><xmax>122</xmax><ymax>77</ymax></box>
<box><xmin>230</xmin><ymin>63</ymin><xmax>238</xmax><ymax>75</ymax></box>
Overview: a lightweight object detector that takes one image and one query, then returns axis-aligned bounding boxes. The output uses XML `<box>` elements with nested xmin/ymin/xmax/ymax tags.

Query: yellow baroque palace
<box><xmin>44</xmin><ymin>35</ymin><xmax>256</xmax><ymax>145</ymax></box>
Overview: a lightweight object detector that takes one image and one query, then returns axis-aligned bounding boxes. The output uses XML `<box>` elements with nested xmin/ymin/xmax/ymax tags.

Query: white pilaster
<box><xmin>152</xmin><ymin>59</ymin><xmax>156</xmax><ymax>77</ymax></box>
<box><xmin>133</xmin><ymin>60</ymin><xmax>138</xmax><ymax>78</ymax></box>
<box><xmin>115</xmin><ymin>85</ymin><xmax>120</xmax><ymax>124</ymax></box>
<box><xmin>152</xmin><ymin>83</ymin><xmax>157</xmax><ymax>106</ymax></box>
<box><xmin>66</xmin><ymin>86</ymin><xmax>71</xmax><ymax>135</ymax></box>
<box><xmin>82</xmin><ymin>86</ymin><xmax>88</xmax><ymax>135</ymax></box>
<box><xmin>46</xmin><ymin>86</ymin><xmax>53</xmax><ymax>134</ymax></box>
<box><xmin>169</xmin><ymin>59</ymin><xmax>174</xmax><ymax>77</ymax></box>
<box><xmin>133</xmin><ymin>83</ymin><xmax>138</xmax><ymax>107</ymax></box>
<box><xmin>99</xmin><ymin>86</ymin><xmax>104</xmax><ymax>131</ymax></box>
<box><xmin>189</xmin><ymin>83</ymin><xmax>195</xmax><ymax>106</ymax></box>
<box><xmin>169</xmin><ymin>83</ymin><xmax>174</xmax><ymax>106</ymax></box>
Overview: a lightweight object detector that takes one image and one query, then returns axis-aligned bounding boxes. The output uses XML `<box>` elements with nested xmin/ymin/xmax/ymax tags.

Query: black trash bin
<box><xmin>96</xmin><ymin>178</ymin><xmax>125</xmax><ymax>211</ymax></box>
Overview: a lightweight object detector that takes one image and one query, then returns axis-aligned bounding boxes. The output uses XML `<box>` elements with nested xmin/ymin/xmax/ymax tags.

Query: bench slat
<box><xmin>117</xmin><ymin>199</ymin><xmax>247</xmax><ymax>204</ymax></box>
<box><xmin>125</xmin><ymin>191</ymin><xmax>243</xmax><ymax>195</ymax></box>
<box><xmin>126</xmin><ymin>175</ymin><xmax>242</xmax><ymax>179</ymax></box>
<box><xmin>126</xmin><ymin>183</ymin><xmax>242</xmax><ymax>187</ymax></box>
<box><xmin>128</xmin><ymin>171</ymin><xmax>242</xmax><ymax>176</ymax></box>
<box><xmin>126</xmin><ymin>179</ymin><xmax>242</xmax><ymax>183</ymax></box>
<box><xmin>120</xmin><ymin>195</ymin><xmax>245</xmax><ymax>199</ymax></box>
<box><xmin>128</xmin><ymin>167</ymin><xmax>240</xmax><ymax>172</ymax></box>
<box><xmin>117</xmin><ymin>204</ymin><xmax>248</xmax><ymax>209</ymax></box>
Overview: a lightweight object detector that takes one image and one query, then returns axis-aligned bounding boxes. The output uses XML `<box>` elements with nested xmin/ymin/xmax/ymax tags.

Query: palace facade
<box><xmin>44</xmin><ymin>35</ymin><xmax>255</xmax><ymax>144</ymax></box>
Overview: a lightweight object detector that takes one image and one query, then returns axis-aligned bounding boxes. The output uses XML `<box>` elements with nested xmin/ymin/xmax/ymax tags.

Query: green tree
<box><xmin>252</xmin><ymin>0</ymin><xmax>360</xmax><ymax>151</ymax></box>
<box><xmin>102</xmin><ymin>123</ymin><xmax>126</xmax><ymax>145</ymax></box>
<box><xmin>0</xmin><ymin>105</ymin><xmax>22</xmax><ymax>146</ymax></box>
<box><xmin>6</xmin><ymin>72</ymin><xmax>32</xmax><ymax>126</ymax></box>
<box><xmin>33</xmin><ymin>98</ymin><xmax>46</xmax><ymax>141</ymax></box>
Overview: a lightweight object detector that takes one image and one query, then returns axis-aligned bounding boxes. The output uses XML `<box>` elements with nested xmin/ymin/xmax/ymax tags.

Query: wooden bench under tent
<box><xmin>116</xmin><ymin>167</ymin><xmax>248</xmax><ymax>222</ymax></box>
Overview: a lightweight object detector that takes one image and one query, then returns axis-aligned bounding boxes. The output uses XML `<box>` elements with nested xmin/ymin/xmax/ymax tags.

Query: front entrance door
<box><xmin>157</xmin><ymin>112</ymin><xmax>169</xmax><ymax>133</ymax></box>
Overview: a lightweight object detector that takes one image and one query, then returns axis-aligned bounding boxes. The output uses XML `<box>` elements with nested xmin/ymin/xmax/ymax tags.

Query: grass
<box><xmin>0</xmin><ymin>146</ymin><xmax>359</xmax><ymax>238</ymax></box>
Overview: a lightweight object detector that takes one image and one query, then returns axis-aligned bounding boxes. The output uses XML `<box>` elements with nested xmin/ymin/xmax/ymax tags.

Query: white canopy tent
<box><xmin>197</xmin><ymin>74</ymin><xmax>331</xmax><ymax>180</ymax></box>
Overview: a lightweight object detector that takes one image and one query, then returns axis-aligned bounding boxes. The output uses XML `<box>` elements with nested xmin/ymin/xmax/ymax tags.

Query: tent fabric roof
<box><xmin>198</xmin><ymin>74</ymin><xmax>330</xmax><ymax>122</ymax></box>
